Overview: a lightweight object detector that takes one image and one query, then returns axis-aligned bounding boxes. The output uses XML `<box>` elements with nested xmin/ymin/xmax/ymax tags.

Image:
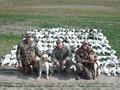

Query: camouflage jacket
<box><xmin>75</xmin><ymin>47</ymin><xmax>93</xmax><ymax>63</ymax></box>
<box><xmin>16</xmin><ymin>40</ymin><xmax>41</xmax><ymax>65</ymax></box>
<box><xmin>52</xmin><ymin>45</ymin><xmax>72</xmax><ymax>61</ymax></box>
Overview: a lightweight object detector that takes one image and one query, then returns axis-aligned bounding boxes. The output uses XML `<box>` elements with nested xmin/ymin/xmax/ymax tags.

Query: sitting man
<box><xmin>52</xmin><ymin>39</ymin><xmax>73</xmax><ymax>73</ymax></box>
<box><xmin>75</xmin><ymin>41</ymin><xmax>98</xmax><ymax>80</ymax></box>
<box><xmin>16</xmin><ymin>33</ymin><xmax>42</xmax><ymax>75</ymax></box>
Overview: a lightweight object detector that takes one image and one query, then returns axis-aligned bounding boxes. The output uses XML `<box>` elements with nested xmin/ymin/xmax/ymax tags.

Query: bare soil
<box><xmin>0</xmin><ymin>66</ymin><xmax>120</xmax><ymax>90</ymax></box>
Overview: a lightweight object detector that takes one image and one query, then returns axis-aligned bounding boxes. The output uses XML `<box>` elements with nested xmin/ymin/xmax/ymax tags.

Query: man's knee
<box><xmin>53</xmin><ymin>60</ymin><xmax>59</xmax><ymax>66</ymax></box>
<box><xmin>55</xmin><ymin>61</ymin><xmax>60</xmax><ymax>67</ymax></box>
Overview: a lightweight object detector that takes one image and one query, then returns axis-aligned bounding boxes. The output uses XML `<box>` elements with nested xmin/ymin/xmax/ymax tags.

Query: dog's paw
<box><xmin>46</xmin><ymin>76</ymin><xmax>49</xmax><ymax>80</ymax></box>
<box><xmin>37</xmin><ymin>77</ymin><xmax>41</xmax><ymax>80</ymax></box>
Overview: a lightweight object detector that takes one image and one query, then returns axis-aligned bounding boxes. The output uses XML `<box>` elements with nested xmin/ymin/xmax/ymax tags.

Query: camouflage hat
<box><xmin>25</xmin><ymin>33</ymin><xmax>32</xmax><ymax>37</ymax></box>
<box><xmin>82</xmin><ymin>40</ymin><xmax>88</xmax><ymax>45</ymax></box>
<box><xmin>56</xmin><ymin>39</ymin><xmax>63</xmax><ymax>44</ymax></box>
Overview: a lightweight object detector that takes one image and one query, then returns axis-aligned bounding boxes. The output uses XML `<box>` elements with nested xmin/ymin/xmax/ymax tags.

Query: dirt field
<box><xmin>0</xmin><ymin>66</ymin><xmax>120</xmax><ymax>90</ymax></box>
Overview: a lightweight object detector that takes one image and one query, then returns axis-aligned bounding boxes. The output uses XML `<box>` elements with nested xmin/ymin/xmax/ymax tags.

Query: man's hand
<box><xmin>62</xmin><ymin>59</ymin><xmax>67</xmax><ymax>66</ymax></box>
<box><xmin>16</xmin><ymin>63</ymin><xmax>22</xmax><ymax>70</ymax></box>
<box><xmin>61</xmin><ymin>59</ymin><xmax>67</xmax><ymax>70</ymax></box>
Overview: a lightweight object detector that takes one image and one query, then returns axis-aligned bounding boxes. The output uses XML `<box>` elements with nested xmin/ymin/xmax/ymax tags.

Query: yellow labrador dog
<box><xmin>36</xmin><ymin>54</ymin><xmax>53</xmax><ymax>80</ymax></box>
<box><xmin>88</xmin><ymin>51</ymin><xmax>99</xmax><ymax>79</ymax></box>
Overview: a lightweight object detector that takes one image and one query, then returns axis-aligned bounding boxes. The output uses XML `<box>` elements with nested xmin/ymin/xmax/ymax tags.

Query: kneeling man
<box><xmin>75</xmin><ymin>41</ymin><xmax>98</xmax><ymax>80</ymax></box>
<box><xmin>52</xmin><ymin>39</ymin><xmax>72</xmax><ymax>73</ymax></box>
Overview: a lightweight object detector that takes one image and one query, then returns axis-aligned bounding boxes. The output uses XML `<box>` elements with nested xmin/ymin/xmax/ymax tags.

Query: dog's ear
<box><xmin>42</xmin><ymin>54</ymin><xmax>49</xmax><ymax>61</ymax></box>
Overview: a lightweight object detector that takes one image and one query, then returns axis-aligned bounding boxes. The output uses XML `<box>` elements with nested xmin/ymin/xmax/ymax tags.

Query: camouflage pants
<box><xmin>22</xmin><ymin>63</ymin><xmax>31</xmax><ymax>75</ymax></box>
<box><xmin>21</xmin><ymin>59</ymin><xmax>36</xmax><ymax>75</ymax></box>
<box><xmin>76</xmin><ymin>62</ymin><xmax>95</xmax><ymax>80</ymax></box>
<box><xmin>53</xmin><ymin>59</ymin><xmax>72</xmax><ymax>72</ymax></box>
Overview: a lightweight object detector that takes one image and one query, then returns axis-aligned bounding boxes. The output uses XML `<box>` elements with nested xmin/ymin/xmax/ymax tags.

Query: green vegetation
<box><xmin>0</xmin><ymin>34</ymin><xmax>21</xmax><ymax>56</ymax></box>
<box><xmin>0</xmin><ymin>0</ymin><xmax>120</xmax><ymax>56</ymax></box>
